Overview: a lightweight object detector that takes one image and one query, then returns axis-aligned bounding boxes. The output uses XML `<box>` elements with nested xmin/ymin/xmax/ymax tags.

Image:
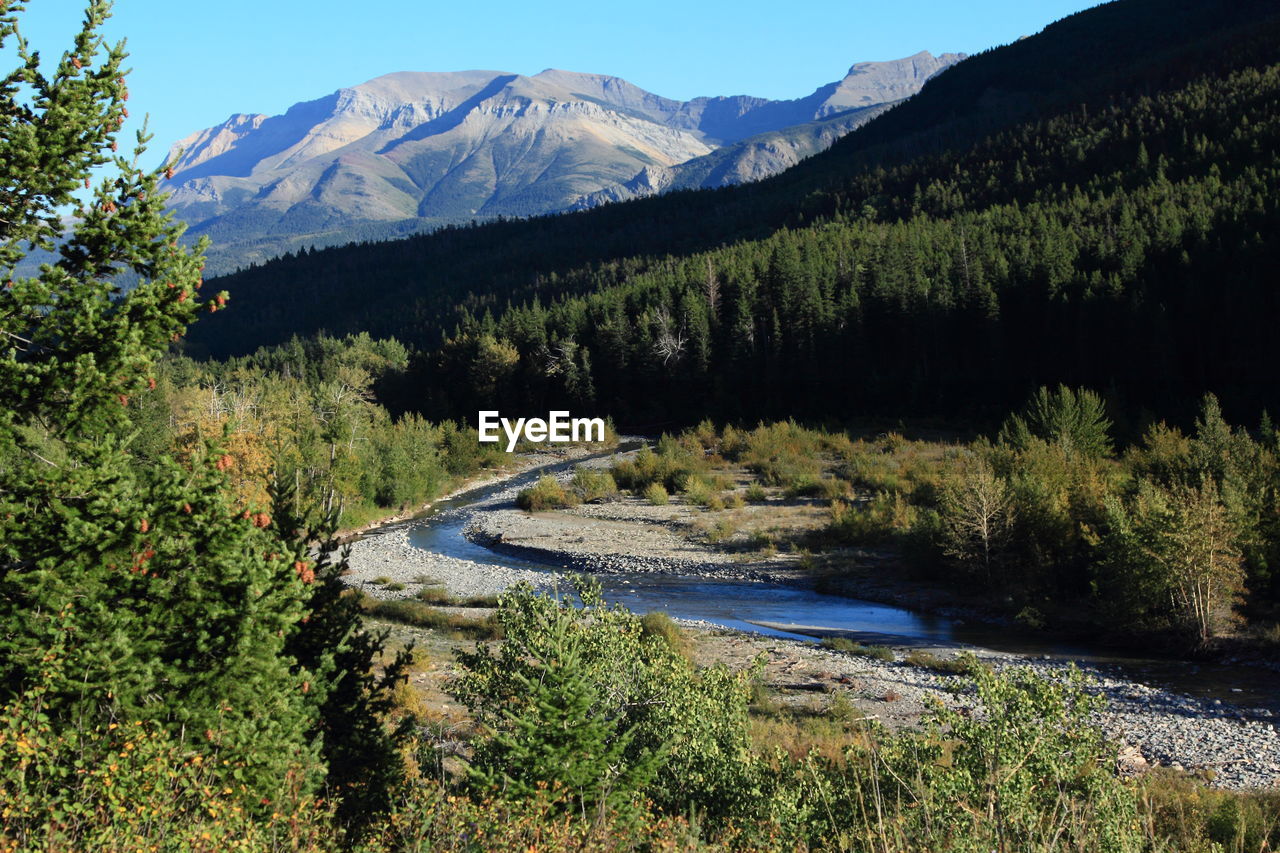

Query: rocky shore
<box><xmin>345</xmin><ymin>524</ymin><xmax>560</xmax><ymax>600</ymax></box>
<box><xmin>677</xmin><ymin>622</ymin><xmax>1280</xmax><ymax>790</ymax></box>
<box><xmin>346</xmin><ymin>448</ymin><xmax>1280</xmax><ymax>791</ymax></box>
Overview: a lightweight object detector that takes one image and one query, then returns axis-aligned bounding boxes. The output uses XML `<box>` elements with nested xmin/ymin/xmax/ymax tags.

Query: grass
<box><xmin>416</xmin><ymin>587</ymin><xmax>450</xmax><ymax>604</ymax></box>
<box><xmin>903</xmin><ymin>649</ymin><xmax>980</xmax><ymax>675</ymax></box>
<box><xmin>820</xmin><ymin>637</ymin><xmax>895</xmax><ymax>662</ymax></box>
<box><xmin>415</xmin><ymin>587</ymin><xmax>499</xmax><ymax>608</ymax></box>
<box><xmin>747</xmin><ymin>684</ymin><xmax>868</xmax><ymax>762</ymax></box>
<box><xmin>370</xmin><ymin>576</ymin><xmax>392</xmax><ymax>586</ymax></box>
<box><xmin>701</xmin><ymin>516</ymin><xmax>739</xmax><ymax>545</ymax></box>
<box><xmin>640</xmin><ymin>611</ymin><xmax>689</xmax><ymax>657</ymax></box>
<box><xmin>359</xmin><ymin>595</ymin><xmax>503</xmax><ymax>640</ymax></box>
<box><xmin>1138</xmin><ymin>768</ymin><xmax>1280</xmax><ymax>851</ymax></box>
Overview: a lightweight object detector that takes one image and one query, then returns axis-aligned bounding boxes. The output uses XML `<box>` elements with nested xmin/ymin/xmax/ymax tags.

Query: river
<box><xmin>388</xmin><ymin>454</ymin><xmax>1280</xmax><ymax>711</ymax></box>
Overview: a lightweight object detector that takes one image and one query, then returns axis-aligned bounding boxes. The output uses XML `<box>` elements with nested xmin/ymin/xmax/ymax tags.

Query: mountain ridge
<box><xmin>163</xmin><ymin>53</ymin><xmax>963</xmax><ymax>271</ymax></box>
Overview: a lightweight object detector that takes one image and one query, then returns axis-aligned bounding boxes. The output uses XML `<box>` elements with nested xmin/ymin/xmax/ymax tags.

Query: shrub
<box><xmin>644</xmin><ymin>482</ymin><xmax>670</xmax><ymax>505</ymax></box>
<box><xmin>516</xmin><ymin>475</ymin><xmax>579</xmax><ymax>511</ymax></box>
<box><xmin>681</xmin><ymin>474</ymin><xmax>715</xmax><ymax>506</ymax></box>
<box><xmin>828</xmin><ymin>493</ymin><xmax>918</xmax><ymax>545</ymax></box>
<box><xmin>739</xmin><ymin>423</ymin><xmax>825</xmax><ymax>489</ymax></box>
<box><xmin>454</xmin><ymin>579</ymin><xmax>761</xmax><ymax>823</ymax></box>
<box><xmin>416</xmin><ymin>586</ymin><xmax>450</xmax><ymax>604</ymax></box>
<box><xmin>570</xmin><ymin>466</ymin><xmax>619</xmax><ymax>502</ymax></box>
<box><xmin>1139</xmin><ymin>769</ymin><xmax>1280</xmax><ymax>852</ymax></box>
<box><xmin>611</xmin><ymin>442</ymin><xmax>705</xmax><ymax>493</ymax></box>
<box><xmin>703</xmin><ymin>516</ymin><xmax>739</xmax><ymax>544</ymax></box>
<box><xmin>786</xmin><ymin>476</ymin><xmax>850</xmax><ymax>500</ymax></box>
<box><xmin>745</xmin><ymin>482</ymin><xmax>768</xmax><ymax>502</ymax></box>
<box><xmin>0</xmin><ymin>673</ymin><xmax>333</xmax><ymax>851</ymax></box>
<box><xmin>821</xmin><ymin>637</ymin><xmax>895</xmax><ymax>662</ymax></box>
<box><xmin>902</xmin><ymin>649</ymin><xmax>977</xmax><ymax>675</ymax></box>
<box><xmin>640</xmin><ymin>611</ymin><xmax>690</xmax><ymax>657</ymax></box>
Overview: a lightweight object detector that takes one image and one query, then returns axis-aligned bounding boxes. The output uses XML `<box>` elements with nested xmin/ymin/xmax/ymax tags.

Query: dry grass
<box><xmin>359</xmin><ymin>594</ymin><xmax>503</xmax><ymax>640</ymax></box>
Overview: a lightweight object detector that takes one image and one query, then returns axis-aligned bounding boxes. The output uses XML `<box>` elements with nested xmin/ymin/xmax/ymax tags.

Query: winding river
<box><xmin>391</xmin><ymin>454</ymin><xmax>1280</xmax><ymax>710</ymax></box>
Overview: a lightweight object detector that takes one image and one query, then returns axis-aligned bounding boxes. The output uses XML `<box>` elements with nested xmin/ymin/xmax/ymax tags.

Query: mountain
<box><xmin>184</xmin><ymin>0</ymin><xmax>1280</xmax><ymax>432</ymax></box>
<box><xmin>572</xmin><ymin>102</ymin><xmax>900</xmax><ymax>208</ymax></box>
<box><xmin>163</xmin><ymin>53</ymin><xmax>962</xmax><ymax>271</ymax></box>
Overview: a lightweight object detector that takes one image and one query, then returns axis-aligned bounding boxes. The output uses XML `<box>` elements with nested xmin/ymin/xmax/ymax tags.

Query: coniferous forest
<box><xmin>5</xmin><ymin>0</ymin><xmax>1280</xmax><ymax>850</ymax></box>
<box><xmin>189</xmin><ymin>0</ymin><xmax>1280</xmax><ymax>427</ymax></box>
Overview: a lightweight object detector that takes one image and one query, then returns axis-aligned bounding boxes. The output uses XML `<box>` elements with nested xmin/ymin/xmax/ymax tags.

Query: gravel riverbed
<box><xmin>676</xmin><ymin>620</ymin><xmax>1280</xmax><ymax>790</ymax></box>
<box><xmin>346</xmin><ymin>449</ymin><xmax>1280</xmax><ymax>790</ymax></box>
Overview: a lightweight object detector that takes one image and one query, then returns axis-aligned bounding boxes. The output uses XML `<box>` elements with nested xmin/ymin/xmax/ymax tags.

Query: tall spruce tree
<box><xmin>0</xmin><ymin>0</ymin><xmax>406</xmax><ymax>810</ymax></box>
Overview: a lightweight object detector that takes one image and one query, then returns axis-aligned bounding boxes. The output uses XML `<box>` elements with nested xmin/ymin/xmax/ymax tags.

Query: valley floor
<box><xmin>345</xmin><ymin>447</ymin><xmax>1280</xmax><ymax>791</ymax></box>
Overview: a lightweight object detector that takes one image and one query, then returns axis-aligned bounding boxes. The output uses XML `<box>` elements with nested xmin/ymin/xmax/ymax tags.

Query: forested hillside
<box><xmin>187</xmin><ymin>0</ymin><xmax>1280</xmax><ymax>432</ymax></box>
<box><xmin>423</xmin><ymin>58</ymin><xmax>1280</xmax><ymax>426</ymax></box>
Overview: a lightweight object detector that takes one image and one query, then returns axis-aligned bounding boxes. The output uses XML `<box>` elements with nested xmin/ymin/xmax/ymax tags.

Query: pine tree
<box><xmin>466</xmin><ymin>606</ymin><xmax>658</xmax><ymax>817</ymax></box>
<box><xmin>0</xmin><ymin>0</ymin><xmax>402</xmax><ymax>809</ymax></box>
<box><xmin>277</xmin><ymin>473</ymin><xmax>412</xmax><ymax>829</ymax></box>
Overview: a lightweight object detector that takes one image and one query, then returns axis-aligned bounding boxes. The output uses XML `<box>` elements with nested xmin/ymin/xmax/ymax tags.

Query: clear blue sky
<box><xmin>12</xmin><ymin>0</ymin><xmax>1099</xmax><ymax>168</ymax></box>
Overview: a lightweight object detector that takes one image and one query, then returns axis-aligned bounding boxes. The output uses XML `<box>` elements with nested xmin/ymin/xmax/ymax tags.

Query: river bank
<box><xmin>344</xmin><ymin>447</ymin><xmax>1280</xmax><ymax>791</ymax></box>
<box><xmin>337</xmin><ymin>443</ymin><xmax>613</xmax><ymax>541</ymax></box>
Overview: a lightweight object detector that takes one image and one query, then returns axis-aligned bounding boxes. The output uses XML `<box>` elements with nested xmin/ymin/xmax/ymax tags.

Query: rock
<box><xmin>1117</xmin><ymin>745</ymin><xmax>1149</xmax><ymax>777</ymax></box>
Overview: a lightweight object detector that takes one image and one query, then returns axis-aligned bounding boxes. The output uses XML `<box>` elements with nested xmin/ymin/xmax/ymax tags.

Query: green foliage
<box><xmin>5</xmin><ymin>606</ymin><xmax>1265</xmax><ymax>851</ymax></box>
<box><xmin>0</xmin><ymin>0</ymin><xmax>319</xmax><ymax>803</ymax></box>
<box><xmin>466</xmin><ymin>611</ymin><xmax>661</xmax><ymax>817</ymax></box>
<box><xmin>999</xmin><ymin>385</ymin><xmax>1114</xmax><ymax>458</ymax></box>
<box><xmin>569</xmin><ymin>465</ymin><xmax>618</xmax><ymax>503</ymax></box>
<box><xmin>515</xmin><ymin>474</ymin><xmax>580</xmax><ymax>511</ymax></box>
<box><xmin>639</xmin><ymin>611</ymin><xmax>689</xmax><ymax>657</ymax></box>
<box><xmin>0</xmin><ymin>5</ymin><xmax>415</xmax><ymax>829</ymax></box>
<box><xmin>1094</xmin><ymin>478</ymin><xmax>1245</xmax><ymax>643</ymax></box>
<box><xmin>902</xmin><ymin>649</ymin><xmax>981</xmax><ymax>675</ymax></box>
<box><xmin>454</xmin><ymin>579</ymin><xmax>763</xmax><ymax>824</ymax></box>
<box><xmin>902</xmin><ymin>661</ymin><xmax>1141</xmax><ymax>850</ymax></box>
<box><xmin>643</xmin><ymin>482</ymin><xmax>669</xmax><ymax>505</ymax></box>
<box><xmin>360</xmin><ymin>596</ymin><xmax>503</xmax><ymax>640</ymax></box>
<box><xmin>276</xmin><ymin>483</ymin><xmax>413</xmax><ymax>831</ymax></box>
<box><xmin>1139</xmin><ymin>770</ymin><xmax>1280</xmax><ymax>852</ymax></box>
<box><xmin>820</xmin><ymin>637</ymin><xmax>895</xmax><ymax>662</ymax></box>
<box><xmin>0</xmin><ymin>647</ymin><xmax>332</xmax><ymax>851</ymax></box>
